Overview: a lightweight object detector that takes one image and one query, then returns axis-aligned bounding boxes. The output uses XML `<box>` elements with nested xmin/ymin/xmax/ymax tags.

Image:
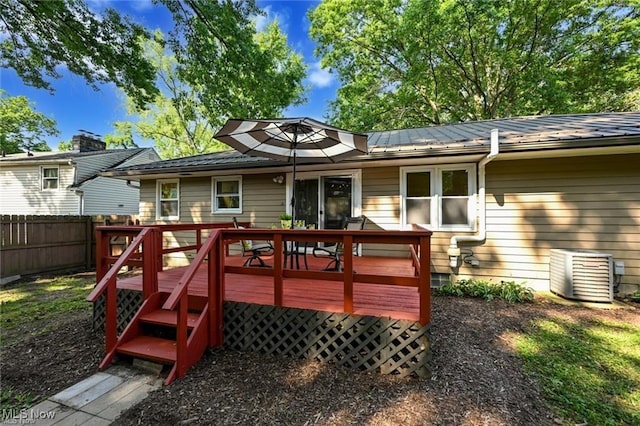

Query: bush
<box><xmin>435</xmin><ymin>279</ymin><xmax>534</xmax><ymax>303</ymax></box>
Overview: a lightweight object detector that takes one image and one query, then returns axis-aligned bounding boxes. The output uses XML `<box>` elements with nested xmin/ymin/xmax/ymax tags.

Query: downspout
<box><xmin>76</xmin><ymin>190</ymin><xmax>85</xmax><ymax>215</ymax></box>
<box><xmin>447</xmin><ymin>129</ymin><xmax>500</xmax><ymax>269</ymax></box>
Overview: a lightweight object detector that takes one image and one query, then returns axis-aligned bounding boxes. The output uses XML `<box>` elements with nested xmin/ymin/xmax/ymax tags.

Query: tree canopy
<box><xmin>309</xmin><ymin>0</ymin><xmax>640</xmax><ymax>131</ymax></box>
<box><xmin>162</xmin><ymin>0</ymin><xmax>306</xmax><ymax>123</ymax></box>
<box><xmin>107</xmin><ymin>1</ymin><xmax>307</xmax><ymax>159</ymax></box>
<box><xmin>0</xmin><ymin>0</ymin><xmax>158</xmax><ymax>108</ymax></box>
<box><xmin>0</xmin><ymin>90</ymin><xmax>56</xmax><ymax>154</ymax></box>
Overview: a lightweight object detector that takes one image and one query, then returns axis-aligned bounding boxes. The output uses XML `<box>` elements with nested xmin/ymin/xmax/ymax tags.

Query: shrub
<box><xmin>435</xmin><ymin>278</ymin><xmax>534</xmax><ymax>303</ymax></box>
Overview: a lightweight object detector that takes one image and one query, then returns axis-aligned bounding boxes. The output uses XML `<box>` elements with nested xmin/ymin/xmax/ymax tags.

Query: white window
<box><xmin>212</xmin><ymin>176</ymin><xmax>242</xmax><ymax>214</ymax></box>
<box><xmin>401</xmin><ymin>164</ymin><xmax>476</xmax><ymax>231</ymax></box>
<box><xmin>41</xmin><ymin>166</ymin><xmax>59</xmax><ymax>190</ymax></box>
<box><xmin>157</xmin><ymin>180</ymin><xmax>179</xmax><ymax>220</ymax></box>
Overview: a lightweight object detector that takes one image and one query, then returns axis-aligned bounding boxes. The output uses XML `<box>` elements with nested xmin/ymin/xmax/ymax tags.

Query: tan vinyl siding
<box><xmin>136</xmin><ymin>153</ymin><xmax>639</xmax><ymax>294</ymax></box>
<box><xmin>360</xmin><ymin>167</ymin><xmax>452</xmax><ymax>271</ymax></box>
<box><xmin>139</xmin><ymin>174</ymin><xmax>286</xmax><ymax>265</ymax></box>
<box><xmin>453</xmin><ymin>154</ymin><xmax>640</xmax><ymax>292</ymax></box>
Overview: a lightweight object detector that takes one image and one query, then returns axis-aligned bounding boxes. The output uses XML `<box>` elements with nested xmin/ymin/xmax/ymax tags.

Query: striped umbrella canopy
<box><xmin>214</xmin><ymin>117</ymin><xmax>368</xmax><ymax>223</ymax></box>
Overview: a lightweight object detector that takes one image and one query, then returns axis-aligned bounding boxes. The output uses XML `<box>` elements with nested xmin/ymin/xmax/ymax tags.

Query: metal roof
<box><xmin>101</xmin><ymin>112</ymin><xmax>640</xmax><ymax>177</ymax></box>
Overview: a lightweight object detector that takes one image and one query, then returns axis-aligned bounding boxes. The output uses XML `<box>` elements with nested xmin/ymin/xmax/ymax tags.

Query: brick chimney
<box><xmin>72</xmin><ymin>134</ymin><xmax>106</xmax><ymax>152</ymax></box>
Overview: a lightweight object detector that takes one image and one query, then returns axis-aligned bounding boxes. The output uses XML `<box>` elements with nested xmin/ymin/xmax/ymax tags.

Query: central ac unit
<box><xmin>549</xmin><ymin>249</ymin><xmax>614</xmax><ymax>302</ymax></box>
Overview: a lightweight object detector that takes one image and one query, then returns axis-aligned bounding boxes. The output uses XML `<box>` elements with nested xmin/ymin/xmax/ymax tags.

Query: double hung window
<box><xmin>41</xmin><ymin>166</ymin><xmax>59</xmax><ymax>190</ymax></box>
<box><xmin>157</xmin><ymin>180</ymin><xmax>179</xmax><ymax>220</ymax></box>
<box><xmin>212</xmin><ymin>176</ymin><xmax>242</xmax><ymax>214</ymax></box>
<box><xmin>401</xmin><ymin>165</ymin><xmax>475</xmax><ymax>231</ymax></box>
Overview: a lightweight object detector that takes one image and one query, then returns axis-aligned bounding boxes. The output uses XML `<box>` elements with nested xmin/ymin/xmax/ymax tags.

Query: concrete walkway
<box><xmin>3</xmin><ymin>366</ymin><xmax>162</xmax><ymax>425</ymax></box>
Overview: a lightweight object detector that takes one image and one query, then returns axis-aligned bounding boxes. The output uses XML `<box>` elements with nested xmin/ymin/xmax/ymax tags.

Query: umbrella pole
<box><xmin>291</xmin><ymin>130</ymin><xmax>298</xmax><ymax>225</ymax></box>
<box><xmin>291</xmin><ymin>151</ymin><xmax>296</xmax><ymax>225</ymax></box>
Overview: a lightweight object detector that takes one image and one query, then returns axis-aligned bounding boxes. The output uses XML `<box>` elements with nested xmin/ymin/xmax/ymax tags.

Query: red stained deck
<box><xmin>117</xmin><ymin>254</ymin><xmax>422</xmax><ymax>322</ymax></box>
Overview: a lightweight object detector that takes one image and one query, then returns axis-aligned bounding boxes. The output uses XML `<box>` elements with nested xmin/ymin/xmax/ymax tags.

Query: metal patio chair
<box><xmin>313</xmin><ymin>215</ymin><xmax>367</xmax><ymax>271</ymax></box>
<box><xmin>232</xmin><ymin>217</ymin><xmax>274</xmax><ymax>267</ymax></box>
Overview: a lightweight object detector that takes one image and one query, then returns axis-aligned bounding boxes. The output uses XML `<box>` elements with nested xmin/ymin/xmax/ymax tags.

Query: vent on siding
<box><xmin>549</xmin><ymin>249</ymin><xmax>613</xmax><ymax>302</ymax></box>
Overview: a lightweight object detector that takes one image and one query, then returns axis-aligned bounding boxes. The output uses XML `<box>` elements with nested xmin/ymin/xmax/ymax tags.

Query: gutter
<box><xmin>447</xmin><ymin>129</ymin><xmax>500</xmax><ymax>270</ymax></box>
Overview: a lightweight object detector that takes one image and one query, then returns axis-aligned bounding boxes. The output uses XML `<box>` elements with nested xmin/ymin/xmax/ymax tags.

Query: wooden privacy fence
<box><xmin>0</xmin><ymin>215</ymin><xmax>137</xmax><ymax>279</ymax></box>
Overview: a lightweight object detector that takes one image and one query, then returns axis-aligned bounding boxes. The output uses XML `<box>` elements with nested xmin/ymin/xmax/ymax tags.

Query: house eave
<box><xmin>99</xmin><ymin>133</ymin><xmax>640</xmax><ymax>181</ymax></box>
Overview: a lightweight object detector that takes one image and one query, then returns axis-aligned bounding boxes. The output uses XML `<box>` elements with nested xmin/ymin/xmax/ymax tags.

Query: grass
<box><xmin>513</xmin><ymin>315</ymin><xmax>640</xmax><ymax>425</ymax></box>
<box><xmin>0</xmin><ymin>273</ymin><xmax>97</xmax><ymax>413</ymax></box>
<box><xmin>0</xmin><ymin>274</ymin><xmax>95</xmax><ymax>339</ymax></box>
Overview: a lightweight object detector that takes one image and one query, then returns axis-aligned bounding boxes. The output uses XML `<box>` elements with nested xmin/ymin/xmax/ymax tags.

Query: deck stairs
<box><xmin>99</xmin><ymin>291</ymin><xmax>211</xmax><ymax>385</ymax></box>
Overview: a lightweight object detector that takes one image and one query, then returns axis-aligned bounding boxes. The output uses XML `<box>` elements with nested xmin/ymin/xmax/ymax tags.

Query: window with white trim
<box><xmin>212</xmin><ymin>176</ymin><xmax>242</xmax><ymax>213</ymax></box>
<box><xmin>157</xmin><ymin>180</ymin><xmax>179</xmax><ymax>220</ymax></box>
<box><xmin>41</xmin><ymin>166</ymin><xmax>59</xmax><ymax>190</ymax></box>
<box><xmin>401</xmin><ymin>164</ymin><xmax>476</xmax><ymax>231</ymax></box>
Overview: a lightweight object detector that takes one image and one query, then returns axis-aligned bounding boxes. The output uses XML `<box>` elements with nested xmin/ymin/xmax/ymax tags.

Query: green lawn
<box><xmin>514</xmin><ymin>315</ymin><xmax>640</xmax><ymax>425</ymax></box>
<box><xmin>0</xmin><ymin>274</ymin><xmax>95</xmax><ymax>335</ymax></box>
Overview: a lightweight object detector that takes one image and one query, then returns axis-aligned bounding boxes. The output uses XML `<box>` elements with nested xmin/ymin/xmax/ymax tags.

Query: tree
<box><xmin>309</xmin><ymin>0</ymin><xmax>640</xmax><ymax>131</ymax></box>
<box><xmin>106</xmin><ymin>32</ymin><xmax>227</xmax><ymax>159</ymax></box>
<box><xmin>57</xmin><ymin>140</ymin><xmax>72</xmax><ymax>151</ymax></box>
<box><xmin>0</xmin><ymin>90</ymin><xmax>56</xmax><ymax>154</ymax></box>
<box><xmin>104</xmin><ymin>122</ymin><xmax>138</xmax><ymax>149</ymax></box>
<box><xmin>0</xmin><ymin>0</ymin><xmax>158</xmax><ymax>108</ymax></box>
<box><xmin>161</xmin><ymin>0</ymin><xmax>306</xmax><ymax>125</ymax></box>
<box><xmin>108</xmin><ymin>3</ymin><xmax>306</xmax><ymax>159</ymax></box>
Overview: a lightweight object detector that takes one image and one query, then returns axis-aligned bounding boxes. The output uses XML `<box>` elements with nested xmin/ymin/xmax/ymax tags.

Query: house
<box><xmin>100</xmin><ymin>112</ymin><xmax>640</xmax><ymax>295</ymax></box>
<box><xmin>0</xmin><ymin>134</ymin><xmax>160</xmax><ymax>215</ymax></box>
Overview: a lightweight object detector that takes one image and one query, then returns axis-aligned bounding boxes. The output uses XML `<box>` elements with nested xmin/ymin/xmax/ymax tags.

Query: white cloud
<box><xmin>130</xmin><ymin>0</ymin><xmax>154</xmax><ymax>12</ymax></box>
<box><xmin>253</xmin><ymin>4</ymin><xmax>290</xmax><ymax>33</ymax></box>
<box><xmin>308</xmin><ymin>61</ymin><xmax>334</xmax><ymax>88</ymax></box>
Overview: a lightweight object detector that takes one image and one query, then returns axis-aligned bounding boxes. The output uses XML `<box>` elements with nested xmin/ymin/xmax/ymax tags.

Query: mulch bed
<box><xmin>2</xmin><ymin>296</ymin><xmax>638</xmax><ymax>425</ymax></box>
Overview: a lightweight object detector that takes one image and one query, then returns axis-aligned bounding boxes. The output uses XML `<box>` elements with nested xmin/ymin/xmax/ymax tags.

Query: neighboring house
<box><xmin>100</xmin><ymin>113</ymin><xmax>640</xmax><ymax>295</ymax></box>
<box><xmin>0</xmin><ymin>134</ymin><xmax>160</xmax><ymax>215</ymax></box>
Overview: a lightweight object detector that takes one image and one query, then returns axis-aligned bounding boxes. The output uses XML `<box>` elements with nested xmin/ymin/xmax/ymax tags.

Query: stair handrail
<box><xmin>87</xmin><ymin>227</ymin><xmax>156</xmax><ymax>303</ymax></box>
<box><xmin>162</xmin><ymin>229</ymin><xmax>222</xmax><ymax>381</ymax></box>
<box><xmin>163</xmin><ymin>229</ymin><xmax>221</xmax><ymax>311</ymax></box>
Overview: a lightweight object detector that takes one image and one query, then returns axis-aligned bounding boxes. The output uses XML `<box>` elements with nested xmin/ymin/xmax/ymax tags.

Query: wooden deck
<box><xmin>116</xmin><ymin>254</ymin><xmax>422</xmax><ymax>322</ymax></box>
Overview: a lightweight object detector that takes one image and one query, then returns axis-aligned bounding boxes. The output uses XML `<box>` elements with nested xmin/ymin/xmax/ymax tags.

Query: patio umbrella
<box><xmin>214</xmin><ymin>117</ymin><xmax>368</xmax><ymax>223</ymax></box>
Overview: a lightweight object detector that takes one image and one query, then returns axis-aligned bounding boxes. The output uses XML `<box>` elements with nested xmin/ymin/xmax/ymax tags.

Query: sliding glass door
<box><xmin>291</xmin><ymin>171</ymin><xmax>360</xmax><ymax>230</ymax></box>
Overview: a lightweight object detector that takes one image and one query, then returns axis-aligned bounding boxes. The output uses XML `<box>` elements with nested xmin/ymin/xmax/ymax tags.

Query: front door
<box><xmin>292</xmin><ymin>174</ymin><xmax>356</xmax><ymax>229</ymax></box>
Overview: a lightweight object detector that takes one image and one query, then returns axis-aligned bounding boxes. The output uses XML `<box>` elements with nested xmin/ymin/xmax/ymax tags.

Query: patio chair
<box><xmin>313</xmin><ymin>215</ymin><xmax>367</xmax><ymax>271</ymax></box>
<box><xmin>232</xmin><ymin>217</ymin><xmax>274</xmax><ymax>267</ymax></box>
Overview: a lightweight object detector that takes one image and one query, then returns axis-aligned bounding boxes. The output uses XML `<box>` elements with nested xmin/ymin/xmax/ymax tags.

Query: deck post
<box><xmin>96</xmin><ymin>229</ymin><xmax>109</xmax><ymax>284</ymax></box>
<box><xmin>176</xmin><ymin>296</ymin><xmax>188</xmax><ymax>378</ymax></box>
<box><xmin>273</xmin><ymin>233</ymin><xmax>283</xmax><ymax>306</ymax></box>
<box><xmin>215</xmin><ymin>234</ymin><xmax>225</xmax><ymax>346</ymax></box>
<box><xmin>343</xmin><ymin>235</ymin><xmax>354</xmax><ymax>313</ymax></box>
<box><xmin>142</xmin><ymin>228</ymin><xmax>158</xmax><ymax>298</ymax></box>
<box><xmin>105</xmin><ymin>278</ymin><xmax>117</xmax><ymax>353</ymax></box>
<box><xmin>419</xmin><ymin>236</ymin><xmax>431</xmax><ymax>325</ymax></box>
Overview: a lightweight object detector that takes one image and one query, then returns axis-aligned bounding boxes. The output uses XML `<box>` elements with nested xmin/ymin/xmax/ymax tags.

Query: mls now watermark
<box><xmin>2</xmin><ymin>408</ymin><xmax>56</xmax><ymax>424</ymax></box>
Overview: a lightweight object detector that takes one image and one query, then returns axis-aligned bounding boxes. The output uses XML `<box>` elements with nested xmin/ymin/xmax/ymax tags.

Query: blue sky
<box><xmin>0</xmin><ymin>0</ymin><xmax>336</xmax><ymax>150</ymax></box>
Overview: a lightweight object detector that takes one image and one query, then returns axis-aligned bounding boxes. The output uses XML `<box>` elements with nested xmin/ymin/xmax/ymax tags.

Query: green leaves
<box><xmin>310</xmin><ymin>0</ymin><xmax>640</xmax><ymax>131</ymax></box>
<box><xmin>0</xmin><ymin>90</ymin><xmax>57</xmax><ymax>154</ymax></box>
<box><xmin>108</xmin><ymin>2</ymin><xmax>306</xmax><ymax>159</ymax></box>
<box><xmin>0</xmin><ymin>0</ymin><xmax>159</xmax><ymax>108</ymax></box>
<box><xmin>435</xmin><ymin>279</ymin><xmax>535</xmax><ymax>303</ymax></box>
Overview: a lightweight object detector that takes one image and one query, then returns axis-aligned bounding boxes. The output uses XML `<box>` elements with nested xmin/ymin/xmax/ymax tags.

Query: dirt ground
<box><xmin>1</xmin><ymin>293</ymin><xmax>638</xmax><ymax>425</ymax></box>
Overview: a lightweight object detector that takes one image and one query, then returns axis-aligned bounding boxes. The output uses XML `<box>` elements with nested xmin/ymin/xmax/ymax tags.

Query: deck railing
<box><xmin>93</xmin><ymin>223</ymin><xmax>433</xmax><ymax>326</ymax></box>
<box><xmin>162</xmin><ymin>229</ymin><xmax>225</xmax><ymax>379</ymax></box>
<box><xmin>87</xmin><ymin>227</ymin><xmax>160</xmax><ymax>352</ymax></box>
<box><xmin>221</xmin><ymin>227</ymin><xmax>432</xmax><ymax>325</ymax></box>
